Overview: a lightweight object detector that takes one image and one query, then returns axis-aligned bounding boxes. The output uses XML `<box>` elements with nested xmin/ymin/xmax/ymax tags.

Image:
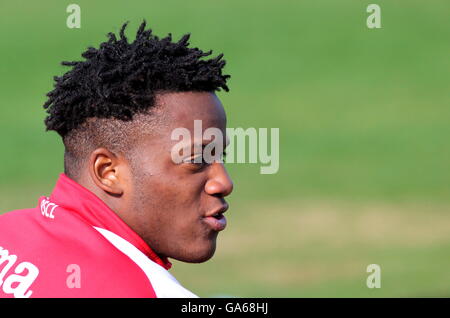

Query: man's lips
<box><xmin>203</xmin><ymin>215</ymin><xmax>227</xmax><ymax>232</ymax></box>
<box><xmin>203</xmin><ymin>203</ymin><xmax>229</xmax><ymax>232</ymax></box>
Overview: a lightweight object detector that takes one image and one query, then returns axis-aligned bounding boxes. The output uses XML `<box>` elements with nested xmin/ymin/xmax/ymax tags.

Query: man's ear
<box><xmin>88</xmin><ymin>148</ymin><xmax>125</xmax><ymax>196</ymax></box>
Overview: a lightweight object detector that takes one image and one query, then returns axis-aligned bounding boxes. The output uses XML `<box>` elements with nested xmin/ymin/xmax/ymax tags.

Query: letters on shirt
<box><xmin>0</xmin><ymin>246</ymin><xmax>39</xmax><ymax>298</ymax></box>
<box><xmin>40</xmin><ymin>198</ymin><xmax>58</xmax><ymax>219</ymax></box>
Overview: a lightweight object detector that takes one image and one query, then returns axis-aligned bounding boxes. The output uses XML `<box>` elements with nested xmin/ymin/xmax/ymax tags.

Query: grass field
<box><xmin>1</xmin><ymin>0</ymin><xmax>449</xmax><ymax>297</ymax></box>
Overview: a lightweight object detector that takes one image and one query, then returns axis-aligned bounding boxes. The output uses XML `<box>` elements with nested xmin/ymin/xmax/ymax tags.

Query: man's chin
<box><xmin>173</xmin><ymin>240</ymin><xmax>217</xmax><ymax>264</ymax></box>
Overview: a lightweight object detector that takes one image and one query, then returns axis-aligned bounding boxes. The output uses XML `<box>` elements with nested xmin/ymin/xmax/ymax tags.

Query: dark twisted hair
<box><xmin>43</xmin><ymin>21</ymin><xmax>230</xmax><ymax>138</ymax></box>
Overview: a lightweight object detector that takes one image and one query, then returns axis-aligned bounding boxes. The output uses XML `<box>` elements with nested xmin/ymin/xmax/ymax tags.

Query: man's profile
<box><xmin>0</xmin><ymin>21</ymin><xmax>233</xmax><ymax>298</ymax></box>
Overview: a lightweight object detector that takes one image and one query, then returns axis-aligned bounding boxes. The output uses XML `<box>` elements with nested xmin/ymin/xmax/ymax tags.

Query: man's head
<box><xmin>43</xmin><ymin>22</ymin><xmax>233</xmax><ymax>263</ymax></box>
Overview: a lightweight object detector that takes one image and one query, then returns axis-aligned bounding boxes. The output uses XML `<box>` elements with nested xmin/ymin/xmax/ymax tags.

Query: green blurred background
<box><xmin>1</xmin><ymin>0</ymin><xmax>449</xmax><ymax>297</ymax></box>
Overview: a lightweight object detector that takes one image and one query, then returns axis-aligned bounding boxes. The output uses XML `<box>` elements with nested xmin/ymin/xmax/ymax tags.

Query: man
<box><xmin>0</xmin><ymin>21</ymin><xmax>233</xmax><ymax>298</ymax></box>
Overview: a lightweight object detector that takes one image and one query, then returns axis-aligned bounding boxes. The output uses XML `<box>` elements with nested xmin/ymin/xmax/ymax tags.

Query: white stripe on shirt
<box><xmin>93</xmin><ymin>226</ymin><xmax>198</xmax><ymax>298</ymax></box>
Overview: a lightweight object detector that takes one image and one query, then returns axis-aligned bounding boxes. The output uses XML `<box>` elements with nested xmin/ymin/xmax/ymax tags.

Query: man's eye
<box><xmin>182</xmin><ymin>152</ymin><xmax>227</xmax><ymax>166</ymax></box>
<box><xmin>183</xmin><ymin>155</ymin><xmax>207</xmax><ymax>165</ymax></box>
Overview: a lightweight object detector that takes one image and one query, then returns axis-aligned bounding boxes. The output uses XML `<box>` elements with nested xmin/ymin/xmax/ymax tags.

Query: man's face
<box><xmin>126</xmin><ymin>92</ymin><xmax>233</xmax><ymax>263</ymax></box>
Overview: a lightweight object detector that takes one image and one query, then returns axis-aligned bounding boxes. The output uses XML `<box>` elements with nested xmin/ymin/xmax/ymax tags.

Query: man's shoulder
<box><xmin>0</xmin><ymin>207</ymin><xmax>42</xmax><ymax>239</ymax></box>
<box><xmin>0</xmin><ymin>205</ymin><xmax>156</xmax><ymax>298</ymax></box>
<box><xmin>0</xmin><ymin>207</ymin><xmax>37</xmax><ymax>220</ymax></box>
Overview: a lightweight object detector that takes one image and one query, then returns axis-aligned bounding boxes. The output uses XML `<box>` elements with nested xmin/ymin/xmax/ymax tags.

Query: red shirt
<box><xmin>0</xmin><ymin>174</ymin><xmax>197</xmax><ymax>298</ymax></box>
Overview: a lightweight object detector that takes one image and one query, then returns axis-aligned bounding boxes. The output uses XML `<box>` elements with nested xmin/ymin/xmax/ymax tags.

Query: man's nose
<box><xmin>204</xmin><ymin>163</ymin><xmax>234</xmax><ymax>197</ymax></box>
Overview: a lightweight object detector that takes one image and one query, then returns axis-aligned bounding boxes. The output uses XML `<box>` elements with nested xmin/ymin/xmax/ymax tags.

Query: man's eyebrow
<box><xmin>191</xmin><ymin>140</ymin><xmax>228</xmax><ymax>151</ymax></box>
<box><xmin>199</xmin><ymin>140</ymin><xmax>228</xmax><ymax>147</ymax></box>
